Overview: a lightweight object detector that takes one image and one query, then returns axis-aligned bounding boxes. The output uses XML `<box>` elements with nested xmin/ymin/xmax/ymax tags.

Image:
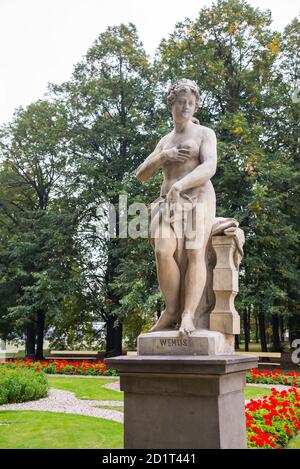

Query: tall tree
<box><xmin>51</xmin><ymin>24</ymin><xmax>158</xmax><ymax>355</ymax></box>
<box><xmin>0</xmin><ymin>101</ymin><xmax>85</xmax><ymax>359</ymax></box>
<box><xmin>154</xmin><ymin>0</ymin><xmax>299</xmax><ymax>351</ymax></box>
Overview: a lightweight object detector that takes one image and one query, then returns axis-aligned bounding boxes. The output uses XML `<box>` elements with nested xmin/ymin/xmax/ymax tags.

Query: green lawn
<box><xmin>286</xmin><ymin>433</ymin><xmax>300</xmax><ymax>449</ymax></box>
<box><xmin>48</xmin><ymin>376</ymin><xmax>269</xmax><ymax>402</ymax></box>
<box><xmin>239</xmin><ymin>342</ymin><xmax>262</xmax><ymax>352</ymax></box>
<box><xmin>244</xmin><ymin>386</ymin><xmax>271</xmax><ymax>400</ymax></box>
<box><xmin>0</xmin><ymin>411</ymin><xmax>123</xmax><ymax>449</ymax></box>
<box><xmin>47</xmin><ymin>376</ymin><xmax>123</xmax><ymax>401</ymax></box>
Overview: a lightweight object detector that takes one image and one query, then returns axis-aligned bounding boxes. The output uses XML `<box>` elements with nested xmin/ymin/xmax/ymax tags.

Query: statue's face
<box><xmin>172</xmin><ymin>89</ymin><xmax>196</xmax><ymax>122</ymax></box>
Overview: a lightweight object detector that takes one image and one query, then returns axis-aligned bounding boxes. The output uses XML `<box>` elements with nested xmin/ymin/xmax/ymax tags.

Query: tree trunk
<box><xmin>271</xmin><ymin>314</ymin><xmax>282</xmax><ymax>352</ymax></box>
<box><xmin>106</xmin><ymin>315</ymin><xmax>115</xmax><ymax>355</ymax></box>
<box><xmin>156</xmin><ymin>298</ymin><xmax>161</xmax><ymax>319</ymax></box>
<box><xmin>258</xmin><ymin>311</ymin><xmax>268</xmax><ymax>352</ymax></box>
<box><xmin>35</xmin><ymin>311</ymin><xmax>45</xmax><ymax>360</ymax></box>
<box><xmin>255</xmin><ymin>314</ymin><xmax>259</xmax><ymax>344</ymax></box>
<box><xmin>106</xmin><ymin>315</ymin><xmax>123</xmax><ymax>356</ymax></box>
<box><xmin>243</xmin><ymin>308</ymin><xmax>250</xmax><ymax>352</ymax></box>
<box><xmin>235</xmin><ymin>334</ymin><xmax>240</xmax><ymax>350</ymax></box>
<box><xmin>279</xmin><ymin>316</ymin><xmax>284</xmax><ymax>342</ymax></box>
<box><xmin>289</xmin><ymin>312</ymin><xmax>300</xmax><ymax>345</ymax></box>
<box><xmin>113</xmin><ymin>321</ymin><xmax>123</xmax><ymax>356</ymax></box>
<box><xmin>25</xmin><ymin>320</ymin><xmax>36</xmax><ymax>359</ymax></box>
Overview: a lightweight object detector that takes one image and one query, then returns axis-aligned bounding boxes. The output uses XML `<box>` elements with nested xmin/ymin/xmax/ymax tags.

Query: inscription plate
<box><xmin>138</xmin><ymin>330</ymin><xmax>234</xmax><ymax>356</ymax></box>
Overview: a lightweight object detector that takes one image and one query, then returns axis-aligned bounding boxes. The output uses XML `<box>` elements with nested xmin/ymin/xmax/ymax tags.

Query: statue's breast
<box><xmin>177</xmin><ymin>140</ymin><xmax>200</xmax><ymax>160</ymax></box>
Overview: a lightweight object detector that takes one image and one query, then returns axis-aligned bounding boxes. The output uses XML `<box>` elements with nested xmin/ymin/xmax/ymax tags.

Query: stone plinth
<box><xmin>138</xmin><ymin>329</ymin><xmax>234</xmax><ymax>355</ymax></box>
<box><xmin>105</xmin><ymin>354</ymin><xmax>258</xmax><ymax>449</ymax></box>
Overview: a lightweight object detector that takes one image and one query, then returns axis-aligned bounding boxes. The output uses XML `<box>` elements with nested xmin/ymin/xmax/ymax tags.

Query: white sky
<box><xmin>0</xmin><ymin>0</ymin><xmax>299</xmax><ymax>125</ymax></box>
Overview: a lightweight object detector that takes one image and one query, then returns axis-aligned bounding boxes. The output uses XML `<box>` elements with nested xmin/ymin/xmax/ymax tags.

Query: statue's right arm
<box><xmin>135</xmin><ymin>137</ymin><xmax>167</xmax><ymax>183</ymax></box>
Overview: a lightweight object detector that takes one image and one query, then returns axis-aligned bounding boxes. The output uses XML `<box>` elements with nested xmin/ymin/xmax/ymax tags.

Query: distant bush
<box><xmin>0</xmin><ymin>365</ymin><xmax>48</xmax><ymax>405</ymax></box>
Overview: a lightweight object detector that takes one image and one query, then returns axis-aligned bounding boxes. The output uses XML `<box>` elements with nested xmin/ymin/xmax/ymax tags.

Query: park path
<box><xmin>0</xmin><ymin>381</ymin><xmax>296</xmax><ymax>422</ymax></box>
<box><xmin>245</xmin><ymin>383</ymin><xmax>297</xmax><ymax>404</ymax></box>
<box><xmin>0</xmin><ymin>381</ymin><xmax>123</xmax><ymax>423</ymax></box>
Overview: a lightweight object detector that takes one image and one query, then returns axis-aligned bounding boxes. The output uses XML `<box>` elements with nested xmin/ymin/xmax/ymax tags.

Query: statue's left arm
<box><xmin>173</xmin><ymin>128</ymin><xmax>217</xmax><ymax>193</ymax></box>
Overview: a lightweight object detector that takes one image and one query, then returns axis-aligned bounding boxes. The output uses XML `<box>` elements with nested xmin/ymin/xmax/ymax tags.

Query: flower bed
<box><xmin>247</xmin><ymin>368</ymin><xmax>300</xmax><ymax>387</ymax></box>
<box><xmin>4</xmin><ymin>359</ymin><xmax>117</xmax><ymax>376</ymax></box>
<box><xmin>246</xmin><ymin>387</ymin><xmax>300</xmax><ymax>448</ymax></box>
<box><xmin>0</xmin><ymin>364</ymin><xmax>48</xmax><ymax>404</ymax></box>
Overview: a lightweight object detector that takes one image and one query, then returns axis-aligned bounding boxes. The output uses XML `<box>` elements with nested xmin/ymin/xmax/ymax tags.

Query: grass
<box><xmin>47</xmin><ymin>376</ymin><xmax>123</xmax><ymax>401</ymax></box>
<box><xmin>0</xmin><ymin>411</ymin><xmax>123</xmax><ymax>449</ymax></box>
<box><xmin>239</xmin><ymin>342</ymin><xmax>262</xmax><ymax>352</ymax></box>
<box><xmin>0</xmin><ymin>376</ymin><xmax>292</xmax><ymax>450</ymax></box>
<box><xmin>286</xmin><ymin>433</ymin><xmax>300</xmax><ymax>449</ymax></box>
<box><xmin>49</xmin><ymin>376</ymin><xmax>270</xmax><ymax>402</ymax></box>
<box><xmin>244</xmin><ymin>386</ymin><xmax>272</xmax><ymax>400</ymax></box>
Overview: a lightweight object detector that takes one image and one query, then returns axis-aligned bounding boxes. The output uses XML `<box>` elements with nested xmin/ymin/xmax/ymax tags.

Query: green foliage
<box><xmin>0</xmin><ymin>1</ymin><xmax>299</xmax><ymax>353</ymax></box>
<box><xmin>155</xmin><ymin>0</ymin><xmax>299</xmax><ymax>341</ymax></box>
<box><xmin>0</xmin><ymin>100</ymin><xmax>104</xmax><ymax>353</ymax></box>
<box><xmin>5</xmin><ymin>358</ymin><xmax>118</xmax><ymax>376</ymax></box>
<box><xmin>49</xmin><ymin>23</ymin><xmax>161</xmax><ymax>350</ymax></box>
<box><xmin>0</xmin><ymin>365</ymin><xmax>48</xmax><ymax>404</ymax></box>
<box><xmin>246</xmin><ymin>368</ymin><xmax>300</xmax><ymax>386</ymax></box>
<box><xmin>246</xmin><ymin>388</ymin><xmax>300</xmax><ymax>448</ymax></box>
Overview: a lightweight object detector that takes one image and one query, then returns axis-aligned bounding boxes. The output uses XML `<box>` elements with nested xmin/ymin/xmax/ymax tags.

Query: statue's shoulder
<box><xmin>157</xmin><ymin>131</ymin><xmax>173</xmax><ymax>148</ymax></box>
<box><xmin>198</xmin><ymin>124</ymin><xmax>216</xmax><ymax>139</ymax></box>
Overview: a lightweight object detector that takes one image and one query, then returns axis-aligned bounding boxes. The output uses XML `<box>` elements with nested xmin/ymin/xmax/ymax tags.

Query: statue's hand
<box><xmin>166</xmin><ymin>183</ymin><xmax>181</xmax><ymax>204</ymax></box>
<box><xmin>162</xmin><ymin>146</ymin><xmax>191</xmax><ymax>164</ymax></box>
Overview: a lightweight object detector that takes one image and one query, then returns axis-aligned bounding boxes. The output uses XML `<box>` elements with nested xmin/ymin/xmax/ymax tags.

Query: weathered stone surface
<box><xmin>105</xmin><ymin>354</ymin><xmax>258</xmax><ymax>449</ymax></box>
<box><xmin>135</xmin><ymin>79</ymin><xmax>245</xmax><ymax>348</ymax></box>
<box><xmin>138</xmin><ymin>329</ymin><xmax>234</xmax><ymax>355</ymax></box>
<box><xmin>210</xmin><ymin>234</ymin><xmax>241</xmax><ymax>335</ymax></box>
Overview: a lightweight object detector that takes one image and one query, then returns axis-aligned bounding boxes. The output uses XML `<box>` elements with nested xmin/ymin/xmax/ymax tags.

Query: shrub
<box><xmin>246</xmin><ymin>387</ymin><xmax>300</xmax><ymax>449</ymax></box>
<box><xmin>247</xmin><ymin>368</ymin><xmax>300</xmax><ymax>387</ymax></box>
<box><xmin>4</xmin><ymin>359</ymin><xmax>117</xmax><ymax>376</ymax></box>
<box><xmin>0</xmin><ymin>365</ymin><xmax>48</xmax><ymax>404</ymax></box>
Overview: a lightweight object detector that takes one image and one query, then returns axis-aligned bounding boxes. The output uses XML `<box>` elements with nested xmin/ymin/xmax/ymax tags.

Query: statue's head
<box><xmin>167</xmin><ymin>79</ymin><xmax>200</xmax><ymax>114</ymax></box>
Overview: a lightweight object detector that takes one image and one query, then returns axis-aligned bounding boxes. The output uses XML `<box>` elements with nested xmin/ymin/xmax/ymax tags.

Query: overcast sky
<box><xmin>0</xmin><ymin>0</ymin><xmax>299</xmax><ymax>125</ymax></box>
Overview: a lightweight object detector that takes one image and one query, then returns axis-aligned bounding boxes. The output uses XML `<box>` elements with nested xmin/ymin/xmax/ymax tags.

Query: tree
<box><xmin>0</xmin><ymin>101</ymin><xmax>85</xmax><ymax>359</ymax></box>
<box><xmin>153</xmin><ymin>0</ymin><xmax>299</xmax><ymax>351</ymax></box>
<box><xmin>50</xmin><ymin>23</ymin><xmax>158</xmax><ymax>355</ymax></box>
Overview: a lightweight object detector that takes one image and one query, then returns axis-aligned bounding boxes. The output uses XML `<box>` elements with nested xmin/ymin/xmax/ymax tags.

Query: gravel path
<box><xmin>246</xmin><ymin>383</ymin><xmax>297</xmax><ymax>391</ymax></box>
<box><xmin>103</xmin><ymin>381</ymin><xmax>121</xmax><ymax>391</ymax></box>
<box><xmin>0</xmin><ymin>388</ymin><xmax>124</xmax><ymax>423</ymax></box>
<box><xmin>245</xmin><ymin>383</ymin><xmax>297</xmax><ymax>404</ymax></box>
<box><xmin>0</xmin><ymin>381</ymin><xmax>296</xmax><ymax>423</ymax></box>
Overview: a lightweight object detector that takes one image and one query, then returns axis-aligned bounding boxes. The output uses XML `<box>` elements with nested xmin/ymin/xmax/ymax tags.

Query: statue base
<box><xmin>138</xmin><ymin>329</ymin><xmax>234</xmax><ymax>356</ymax></box>
<box><xmin>105</xmin><ymin>354</ymin><xmax>258</xmax><ymax>449</ymax></box>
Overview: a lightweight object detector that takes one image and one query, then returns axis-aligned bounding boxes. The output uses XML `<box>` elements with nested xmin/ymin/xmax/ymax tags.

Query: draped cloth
<box><xmin>147</xmin><ymin>201</ymin><xmax>245</xmax><ymax>329</ymax></box>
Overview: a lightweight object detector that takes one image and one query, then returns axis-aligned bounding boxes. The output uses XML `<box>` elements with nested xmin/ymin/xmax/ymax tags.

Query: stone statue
<box><xmin>136</xmin><ymin>79</ymin><xmax>244</xmax><ymax>342</ymax></box>
<box><xmin>108</xmin><ymin>86</ymin><xmax>252</xmax><ymax>447</ymax></box>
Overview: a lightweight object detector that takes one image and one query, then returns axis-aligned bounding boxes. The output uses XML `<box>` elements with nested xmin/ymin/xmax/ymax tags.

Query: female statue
<box><xmin>136</xmin><ymin>79</ymin><xmax>218</xmax><ymax>336</ymax></box>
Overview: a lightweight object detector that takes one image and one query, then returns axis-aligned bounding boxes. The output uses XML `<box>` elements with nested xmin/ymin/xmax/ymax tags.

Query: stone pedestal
<box><xmin>138</xmin><ymin>329</ymin><xmax>234</xmax><ymax>355</ymax></box>
<box><xmin>105</xmin><ymin>354</ymin><xmax>257</xmax><ymax>449</ymax></box>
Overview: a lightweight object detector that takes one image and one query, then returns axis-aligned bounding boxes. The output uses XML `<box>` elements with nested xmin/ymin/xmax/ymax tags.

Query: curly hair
<box><xmin>167</xmin><ymin>79</ymin><xmax>200</xmax><ymax>112</ymax></box>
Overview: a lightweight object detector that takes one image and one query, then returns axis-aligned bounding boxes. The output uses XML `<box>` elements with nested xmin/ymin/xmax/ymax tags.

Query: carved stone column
<box><xmin>209</xmin><ymin>235</ymin><xmax>240</xmax><ymax>335</ymax></box>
